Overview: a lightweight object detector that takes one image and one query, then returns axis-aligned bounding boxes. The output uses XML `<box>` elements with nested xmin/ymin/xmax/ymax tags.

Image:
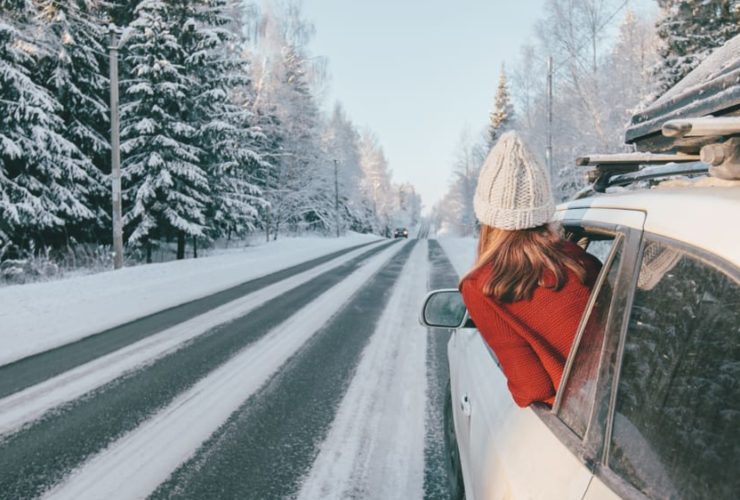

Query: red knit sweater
<box><xmin>460</xmin><ymin>240</ymin><xmax>602</xmax><ymax>408</ymax></box>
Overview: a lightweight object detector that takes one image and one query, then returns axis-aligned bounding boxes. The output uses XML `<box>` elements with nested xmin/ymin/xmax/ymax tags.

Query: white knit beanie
<box><xmin>474</xmin><ymin>131</ymin><xmax>555</xmax><ymax>230</ymax></box>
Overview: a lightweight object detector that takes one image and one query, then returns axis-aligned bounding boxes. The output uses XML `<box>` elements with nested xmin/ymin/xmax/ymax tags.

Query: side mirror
<box><xmin>419</xmin><ymin>289</ymin><xmax>475</xmax><ymax>329</ymax></box>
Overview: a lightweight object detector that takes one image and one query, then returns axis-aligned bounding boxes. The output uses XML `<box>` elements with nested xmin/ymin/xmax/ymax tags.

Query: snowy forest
<box><xmin>433</xmin><ymin>0</ymin><xmax>740</xmax><ymax>236</ymax></box>
<box><xmin>0</xmin><ymin>0</ymin><xmax>421</xmax><ymax>275</ymax></box>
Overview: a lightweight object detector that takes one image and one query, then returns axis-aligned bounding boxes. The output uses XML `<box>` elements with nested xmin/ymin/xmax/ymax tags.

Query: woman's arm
<box><xmin>461</xmin><ymin>279</ymin><xmax>556</xmax><ymax>407</ymax></box>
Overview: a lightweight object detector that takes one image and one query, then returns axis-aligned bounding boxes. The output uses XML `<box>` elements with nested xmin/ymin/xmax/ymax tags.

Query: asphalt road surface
<box><xmin>0</xmin><ymin>235</ymin><xmax>465</xmax><ymax>500</ymax></box>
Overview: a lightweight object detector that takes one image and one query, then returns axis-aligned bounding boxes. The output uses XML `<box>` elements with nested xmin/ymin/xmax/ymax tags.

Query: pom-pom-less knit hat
<box><xmin>474</xmin><ymin>131</ymin><xmax>555</xmax><ymax>230</ymax></box>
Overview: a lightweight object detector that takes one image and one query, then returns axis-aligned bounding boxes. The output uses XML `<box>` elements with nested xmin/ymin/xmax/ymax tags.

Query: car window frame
<box><xmin>552</xmin><ymin>228</ymin><xmax>623</xmax><ymax>424</ymax></box>
<box><xmin>592</xmin><ymin>232</ymin><xmax>740</xmax><ymax>499</ymax></box>
<box><xmin>530</xmin><ymin>219</ymin><xmax>644</xmax><ymax>473</ymax></box>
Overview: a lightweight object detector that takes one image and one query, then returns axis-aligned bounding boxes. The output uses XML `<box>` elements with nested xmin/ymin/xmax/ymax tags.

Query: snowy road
<box><xmin>0</xmin><ymin>236</ymin><xmax>465</xmax><ymax>499</ymax></box>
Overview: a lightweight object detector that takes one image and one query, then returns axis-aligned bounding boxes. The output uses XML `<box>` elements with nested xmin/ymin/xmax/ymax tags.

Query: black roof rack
<box><xmin>574</xmin><ymin>153</ymin><xmax>702</xmax><ymax>195</ymax></box>
<box><xmin>607</xmin><ymin>162</ymin><xmax>708</xmax><ymax>188</ymax></box>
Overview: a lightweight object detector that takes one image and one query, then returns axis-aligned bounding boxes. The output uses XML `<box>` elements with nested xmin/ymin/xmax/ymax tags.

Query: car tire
<box><xmin>445</xmin><ymin>381</ymin><xmax>466</xmax><ymax>500</ymax></box>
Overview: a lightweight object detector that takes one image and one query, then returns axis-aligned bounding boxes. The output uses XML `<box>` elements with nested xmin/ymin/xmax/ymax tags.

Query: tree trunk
<box><xmin>177</xmin><ymin>232</ymin><xmax>185</xmax><ymax>260</ymax></box>
<box><xmin>146</xmin><ymin>240</ymin><xmax>152</xmax><ymax>264</ymax></box>
<box><xmin>192</xmin><ymin>236</ymin><xmax>197</xmax><ymax>259</ymax></box>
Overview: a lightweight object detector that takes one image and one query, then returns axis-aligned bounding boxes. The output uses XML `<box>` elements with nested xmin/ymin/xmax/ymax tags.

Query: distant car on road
<box><xmin>420</xmin><ymin>35</ymin><xmax>740</xmax><ymax>500</ymax></box>
<box><xmin>393</xmin><ymin>227</ymin><xmax>409</xmax><ymax>239</ymax></box>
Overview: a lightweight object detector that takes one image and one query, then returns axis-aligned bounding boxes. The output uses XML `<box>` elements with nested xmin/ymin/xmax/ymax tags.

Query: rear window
<box><xmin>608</xmin><ymin>239</ymin><xmax>740</xmax><ymax>499</ymax></box>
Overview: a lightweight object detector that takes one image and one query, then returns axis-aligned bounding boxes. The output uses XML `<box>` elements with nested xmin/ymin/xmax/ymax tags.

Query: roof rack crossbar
<box><xmin>576</xmin><ymin>152</ymin><xmax>705</xmax><ymax>192</ymax></box>
<box><xmin>607</xmin><ymin>162</ymin><xmax>709</xmax><ymax>188</ymax></box>
<box><xmin>662</xmin><ymin>116</ymin><xmax>740</xmax><ymax>138</ymax></box>
<box><xmin>576</xmin><ymin>152</ymin><xmax>700</xmax><ymax>167</ymax></box>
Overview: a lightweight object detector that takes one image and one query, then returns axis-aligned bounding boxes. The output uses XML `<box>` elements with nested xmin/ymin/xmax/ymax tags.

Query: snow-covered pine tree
<box><xmin>358</xmin><ymin>130</ymin><xmax>393</xmax><ymax>236</ymax></box>
<box><xmin>603</xmin><ymin>9</ymin><xmax>657</xmax><ymax>138</ymax></box>
<box><xmin>0</xmin><ymin>1</ymin><xmax>96</xmax><ymax>255</ymax></box>
<box><xmin>35</xmin><ymin>0</ymin><xmax>110</xmax><ymax>241</ymax></box>
<box><xmin>488</xmin><ymin>63</ymin><xmax>515</xmax><ymax>148</ymax></box>
<box><xmin>120</xmin><ymin>0</ymin><xmax>209</xmax><ymax>260</ymax></box>
<box><xmin>653</xmin><ymin>0</ymin><xmax>740</xmax><ymax>98</ymax></box>
<box><xmin>323</xmin><ymin>103</ymin><xmax>364</xmax><ymax>232</ymax></box>
<box><xmin>266</xmin><ymin>44</ymin><xmax>330</xmax><ymax>238</ymax></box>
<box><xmin>103</xmin><ymin>0</ymin><xmax>142</xmax><ymax>27</ymax></box>
<box><xmin>247</xmin><ymin>3</ymin><xmax>335</xmax><ymax>239</ymax></box>
<box><xmin>173</xmin><ymin>0</ymin><xmax>267</xmax><ymax>242</ymax></box>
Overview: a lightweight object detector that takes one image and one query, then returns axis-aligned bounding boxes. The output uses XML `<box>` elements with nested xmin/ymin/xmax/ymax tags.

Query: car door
<box><xmin>448</xmin><ymin>326</ymin><xmax>478</xmax><ymax>494</ymax></box>
<box><xmin>583</xmin><ymin>235</ymin><xmax>740</xmax><ymax>500</ymax></box>
<box><xmin>456</xmin><ymin>207</ymin><xmax>644</xmax><ymax>499</ymax></box>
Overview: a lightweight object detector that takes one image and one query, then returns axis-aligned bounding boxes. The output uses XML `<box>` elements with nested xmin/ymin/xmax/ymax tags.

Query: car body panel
<box><xmin>459</xmin><ymin>332</ymin><xmax>594</xmax><ymax>500</ymax></box>
<box><xmin>558</xmin><ymin>187</ymin><xmax>740</xmax><ymax>264</ymax></box>
<box><xmin>554</xmin><ymin>206</ymin><xmax>647</xmax><ymax>231</ymax></box>
<box><xmin>582</xmin><ymin>475</ymin><xmax>622</xmax><ymax>500</ymax></box>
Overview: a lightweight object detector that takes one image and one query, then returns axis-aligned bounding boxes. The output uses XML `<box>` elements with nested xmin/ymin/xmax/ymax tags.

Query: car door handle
<box><xmin>460</xmin><ymin>394</ymin><xmax>472</xmax><ymax>417</ymax></box>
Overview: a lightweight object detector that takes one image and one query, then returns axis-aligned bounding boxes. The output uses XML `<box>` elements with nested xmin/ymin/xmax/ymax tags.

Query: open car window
<box><xmin>556</xmin><ymin>228</ymin><xmax>624</xmax><ymax>438</ymax></box>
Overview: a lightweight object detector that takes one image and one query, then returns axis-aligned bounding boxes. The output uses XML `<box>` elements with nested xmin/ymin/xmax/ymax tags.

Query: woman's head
<box><xmin>467</xmin><ymin>132</ymin><xmax>585</xmax><ymax>302</ymax></box>
<box><xmin>473</xmin><ymin>131</ymin><xmax>554</xmax><ymax>231</ymax></box>
<box><xmin>473</xmin><ymin>223</ymin><xmax>587</xmax><ymax>302</ymax></box>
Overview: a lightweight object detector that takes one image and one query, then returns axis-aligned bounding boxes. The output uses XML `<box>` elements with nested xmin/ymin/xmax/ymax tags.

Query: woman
<box><xmin>460</xmin><ymin>132</ymin><xmax>601</xmax><ymax>408</ymax></box>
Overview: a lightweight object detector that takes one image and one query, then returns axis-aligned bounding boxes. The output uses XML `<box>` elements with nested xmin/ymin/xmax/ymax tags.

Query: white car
<box><xmin>420</xmin><ymin>36</ymin><xmax>740</xmax><ymax>500</ymax></box>
<box><xmin>422</xmin><ymin>181</ymin><xmax>739</xmax><ymax>499</ymax></box>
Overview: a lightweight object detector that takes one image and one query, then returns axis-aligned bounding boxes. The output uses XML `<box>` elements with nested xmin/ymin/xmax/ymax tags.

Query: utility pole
<box><xmin>546</xmin><ymin>55</ymin><xmax>554</xmax><ymax>192</ymax></box>
<box><xmin>109</xmin><ymin>25</ymin><xmax>123</xmax><ymax>270</ymax></box>
<box><xmin>333</xmin><ymin>159</ymin><xmax>340</xmax><ymax>238</ymax></box>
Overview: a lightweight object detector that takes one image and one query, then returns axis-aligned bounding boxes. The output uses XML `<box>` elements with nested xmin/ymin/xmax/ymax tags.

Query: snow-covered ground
<box><xmin>43</xmin><ymin>242</ymin><xmax>406</xmax><ymax>500</ymax></box>
<box><xmin>297</xmin><ymin>241</ymin><xmax>429</xmax><ymax>499</ymax></box>
<box><xmin>0</xmin><ymin>232</ymin><xmax>381</xmax><ymax>366</ymax></box>
<box><xmin>436</xmin><ymin>237</ymin><xmax>477</xmax><ymax>278</ymax></box>
<box><xmin>0</xmin><ymin>243</ymin><xmax>387</xmax><ymax>436</ymax></box>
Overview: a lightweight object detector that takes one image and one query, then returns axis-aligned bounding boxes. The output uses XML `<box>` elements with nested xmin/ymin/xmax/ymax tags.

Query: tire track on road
<box><xmin>0</xmin><ymin>241</ymin><xmax>396</xmax><ymax>500</ymax></box>
<box><xmin>296</xmin><ymin>241</ymin><xmax>429</xmax><ymax>500</ymax></box>
<box><xmin>149</xmin><ymin>242</ymin><xmax>417</xmax><ymax>500</ymax></box>
<box><xmin>424</xmin><ymin>240</ymin><xmax>462</xmax><ymax>499</ymax></box>
<box><xmin>0</xmin><ymin>239</ymin><xmax>381</xmax><ymax>400</ymax></box>
<box><xmin>0</xmin><ymin>241</ymin><xmax>390</xmax><ymax>438</ymax></box>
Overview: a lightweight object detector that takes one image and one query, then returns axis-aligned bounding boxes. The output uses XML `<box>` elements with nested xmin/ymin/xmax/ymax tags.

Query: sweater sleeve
<box><xmin>460</xmin><ymin>279</ymin><xmax>557</xmax><ymax>408</ymax></box>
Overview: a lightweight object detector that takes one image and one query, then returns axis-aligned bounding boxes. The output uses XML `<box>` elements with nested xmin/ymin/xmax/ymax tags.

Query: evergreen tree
<box><xmin>358</xmin><ymin>130</ymin><xmax>393</xmax><ymax>235</ymax></box>
<box><xmin>36</xmin><ymin>0</ymin><xmax>110</xmax><ymax>240</ymax></box>
<box><xmin>323</xmin><ymin>103</ymin><xmax>363</xmax><ymax>232</ymax></box>
<box><xmin>488</xmin><ymin>63</ymin><xmax>515</xmax><ymax>148</ymax></box>
<box><xmin>103</xmin><ymin>0</ymin><xmax>142</xmax><ymax>27</ymax></box>
<box><xmin>120</xmin><ymin>0</ymin><xmax>209</xmax><ymax>260</ymax></box>
<box><xmin>653</xmin><ymin>0</ymin><xmax>740</xmax><ymax>98</ymax></box>
<box><xmin>173</xmin><ymin>0</ymin><xmax>267</xmax><ymax>241</ymax></box>
<box><xmin>264</xmin><ymin>44</ymin><xmax>330</xmax><ymax>238</ymax></box>
<box><xmin>0</xmin><ymin>0</ymin><xmax>96</xmax><ymax>254</ymax></box>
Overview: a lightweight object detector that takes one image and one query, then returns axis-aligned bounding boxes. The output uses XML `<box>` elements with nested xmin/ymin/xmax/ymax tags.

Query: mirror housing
<box><xmin>419</xmin><ymin>289</ymin><xmax>475</xmax><ymax>329</ymax></box>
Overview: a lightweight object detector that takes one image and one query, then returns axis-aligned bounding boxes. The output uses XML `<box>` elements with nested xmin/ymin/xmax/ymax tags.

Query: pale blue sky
<box><xmin>302</xmin><ymin>0</ymin><xmax>549</xmax><ymax>211</ymax></box>
<box><xmin>302</xmin><ymin>0</ymin><xmax>654</xmax><ymax>211</ymax></box>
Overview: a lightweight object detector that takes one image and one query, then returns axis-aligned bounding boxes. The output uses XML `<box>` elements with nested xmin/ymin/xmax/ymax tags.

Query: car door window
<box><xmin>608</xmin><ymin>239</ymin><xmax>740</xmax><ymax>499</ymax></box>
<box><xmin>557</xmin><ymin>234</ymin><xmax>623</xmax><ymax>438</ymax></box>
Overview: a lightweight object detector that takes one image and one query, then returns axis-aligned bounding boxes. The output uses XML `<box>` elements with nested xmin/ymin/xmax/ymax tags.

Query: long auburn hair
<box><xmin>464</xmin><ymin>224</ymin><xmax>588</xmax><ymax>303</ymax></box>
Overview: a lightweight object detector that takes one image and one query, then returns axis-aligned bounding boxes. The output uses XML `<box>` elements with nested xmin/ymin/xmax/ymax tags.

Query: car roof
<box><xmin>558</xmin><ymin>186</ymin><xmax>740</xmax><ymax>267</ymax></box>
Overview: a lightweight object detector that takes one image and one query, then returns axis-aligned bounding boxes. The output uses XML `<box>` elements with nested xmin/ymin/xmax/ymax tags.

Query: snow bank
<box><xmin>0</xmin><ymin>233</ymin><xmax>381</xmax><ymax>366</ymax></box>
<box><xmin>436</xmin><ymin>237</ymin><xmax>477</xmax><ymax>279</ymax></box>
